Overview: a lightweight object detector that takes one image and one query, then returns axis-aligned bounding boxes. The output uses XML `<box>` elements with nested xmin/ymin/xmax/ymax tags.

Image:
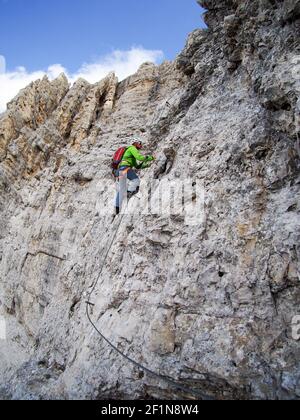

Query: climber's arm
<box><xmin>129</xmin><ymin>146</ymin><xmax>148</xmax><ymax>162</ymax></box>
<box><xmin>136</xmin><ymin>157</ymin><xmax>155</xmax><ymax>170</ymax></box>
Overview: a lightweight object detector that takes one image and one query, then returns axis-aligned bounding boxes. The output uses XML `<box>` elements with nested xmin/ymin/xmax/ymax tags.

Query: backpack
<box><xmin>112</xmin><ymin>146</ymin><xmax>127</xmax><ymax>174</ymax></box>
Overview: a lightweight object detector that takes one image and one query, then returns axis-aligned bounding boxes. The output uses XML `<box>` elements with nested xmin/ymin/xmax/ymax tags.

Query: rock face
<box><xmin>0</xmin><ymin>0</ymin><xmax>299</xmax><ymax>400</ymax></box>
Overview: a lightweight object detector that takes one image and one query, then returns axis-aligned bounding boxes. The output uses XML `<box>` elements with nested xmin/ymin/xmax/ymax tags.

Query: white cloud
<box><xmin>71</xmin><ymin>48</ymin><xmax>164</xmax><ymax>84</ymax></box>
<box><xmin>0</xmin><ymin>55</ymin><xmax>6</xmax><ymax>74</ymax></box>
<box><xmin>0</xmin><ymin>47</ymin><xmax>164</xmax><ymax>113</ymax></box>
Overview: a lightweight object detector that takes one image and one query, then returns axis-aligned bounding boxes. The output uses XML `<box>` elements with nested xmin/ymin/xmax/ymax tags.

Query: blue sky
<box><xmin>0</xmin><ymin>0</ymin><xmax>206</xmax><ymax>111</ymax></box>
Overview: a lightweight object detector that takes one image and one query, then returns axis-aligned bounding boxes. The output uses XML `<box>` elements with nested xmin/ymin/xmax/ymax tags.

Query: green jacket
<box><xmin>119</xmin><ymin>146</ymin><xmax>154</xmax><ymax>169</ymax></box>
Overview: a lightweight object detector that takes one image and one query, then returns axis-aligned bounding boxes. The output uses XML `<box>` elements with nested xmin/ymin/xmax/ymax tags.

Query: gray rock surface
<box><xmin>0</xmin><ymin>0</ymin><xmax>299</xmax><ymax>400</ymax></box>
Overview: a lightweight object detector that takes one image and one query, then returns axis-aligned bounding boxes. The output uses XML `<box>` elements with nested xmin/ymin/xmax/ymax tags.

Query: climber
<box><xmin>114</xmin><ymin>141</ymin><xmax>155</xmax><ymax>215</ymax></box>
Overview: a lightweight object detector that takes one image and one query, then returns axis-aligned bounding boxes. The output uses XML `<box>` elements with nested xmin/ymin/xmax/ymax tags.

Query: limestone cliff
<box><xmin>0</xmin><ymin>0</ymin><xmax>299</xmax><ymax>400</ymax></box>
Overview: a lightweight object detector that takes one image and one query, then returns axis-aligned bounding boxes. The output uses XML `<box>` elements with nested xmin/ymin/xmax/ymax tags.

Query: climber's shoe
<box><xmin>127</xmin><ymin>187</ymin><xmax>140</xmax><ymax>200</ymax></box>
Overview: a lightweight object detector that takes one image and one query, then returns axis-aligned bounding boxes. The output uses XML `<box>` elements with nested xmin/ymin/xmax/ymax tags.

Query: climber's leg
<box><xmin>127</xmin><ymin>169</ymin><xmax>140</xmax><ymax>196</ymax></box>
<box><xmin>115</xmin><ymin>168</ymin><xmax>127</xmax><ymax>213</ymax></box>
<box><xmin>115</xmin><ymin>188</ymin><xmax>121</xmax><ymax>215</ymax></box>
<box><xmin>115</xmin><ymin>167</ymin><xmax>136</xmax><ymax>213</ymax></box>
<box><xmin>115</xmin><ymin>168</ymin><xmax>140</xmax><ymax>214</ymax></box>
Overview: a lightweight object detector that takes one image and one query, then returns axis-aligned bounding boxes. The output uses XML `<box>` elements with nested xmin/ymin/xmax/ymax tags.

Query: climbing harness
<box><xmin>85</xmin><ymin>203</ymin><xmax>213</xmax><ymax>400</ymax></box>
<box><xmin>118</xmin><ymin>167</ymin><xmax>131</xmax><ymax>179</ymax></box>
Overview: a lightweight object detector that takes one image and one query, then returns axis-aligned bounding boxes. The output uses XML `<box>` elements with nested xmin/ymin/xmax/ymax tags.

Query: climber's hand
<box><xmin>146</xmin><ymin>156</ymin><xmax>155</xmax><ymax>162</ymax></box>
